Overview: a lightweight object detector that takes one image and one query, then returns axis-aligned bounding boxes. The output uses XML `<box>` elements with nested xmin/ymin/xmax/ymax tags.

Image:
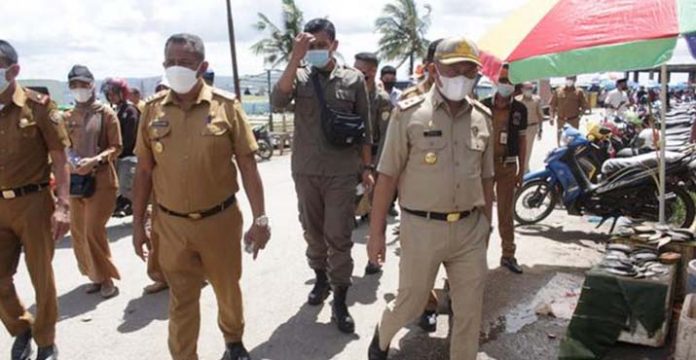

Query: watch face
<box><xmin>255</xmin><ymin>216</ymin><xmax>269</xmax><ymax>227</ymax></box>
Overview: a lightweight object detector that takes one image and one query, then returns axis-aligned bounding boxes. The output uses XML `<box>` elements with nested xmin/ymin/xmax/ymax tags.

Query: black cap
<box><xmin>426</xmin><ymin>39</ymin><xmax>444</xmax><ymax>63</ymax></box>
<box><xmin>68</xmin><ymin>65</ymin><xmax>94</xmax><ymax>83</ymax></box>
<box><xmin>380</xmin><ymin>65</ymin><xmax>397</xmax><ymax>77</ymax></box>
<box><xmin>203</xmin><ymin>70</ymin><xmax>215</xmax><ymax>82</ymax></box>
<box><xmin>355</xmin><ymin>52</ymin><xmax>379</xmax><ymax>67</ymax></box>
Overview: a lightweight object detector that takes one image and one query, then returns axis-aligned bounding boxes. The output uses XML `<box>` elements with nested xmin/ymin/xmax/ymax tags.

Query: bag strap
<box><xmin>310</xmin><ymin>72</ymin><xmax>328</xmax><ymax>109</ymax></box>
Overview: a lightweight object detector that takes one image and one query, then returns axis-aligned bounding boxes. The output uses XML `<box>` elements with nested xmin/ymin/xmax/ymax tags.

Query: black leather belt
<box><xmin>403</xmin><ymin>207</ymin><xmax>475</xmax><ymax>222</ymax></box>
<box><xmin>0</xmin><ymin>183</ymin><xmax>50</xmax><ymax>200</ymax></box>
<box><xmin>158</xmin><ymin>195</ymin><xmax>236</xmax><ymax>220</ymax></box>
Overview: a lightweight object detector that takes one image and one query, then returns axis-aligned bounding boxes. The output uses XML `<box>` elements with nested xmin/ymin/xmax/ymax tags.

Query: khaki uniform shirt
<box><xmin>135</xmin><ymin>84</ymin><xmax>258</xmax><ymax>213</ymax></box>
<box><xmin>516</xmin><ymin>95</ymin><xmax>544</xmax><ymax>125</ymax></box>
<box><xmin>550</xmin><ymin>87</ymin><xmax>589</xmax><ymax>120</ymax></box>
<box><xmin>371</xmin><ymin>88</ymin><xmax>393</xmax><ymax>163</ymax></box>
<box><xmin>0</xmin><ymin>86</ymin><xmax>69</xmax><ymax>189</ymax></box>
<box><xmin>271</xmin><ymin>64</ymin><xmax>372</xmax><ymax>176</ymax></box>
<box><xmin>378</xmin><ymin>87</ymin><xmax>494</xmax><ymax>213</ymax></box>
<box><xmin>65</xmin><ymin>101</ymin><xmax>122</xmax><ymax>189</ymax></box>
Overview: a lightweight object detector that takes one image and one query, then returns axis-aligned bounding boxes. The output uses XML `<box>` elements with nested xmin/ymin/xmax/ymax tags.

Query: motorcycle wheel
<box><xmin>663</xmin><ymin>186</ymin><xmax>696</xmax><ymax>229</ymax></box>
<box><xmin>514</xmin><ymin>179</ymin><xmax>558</xmax><ymax>225</ymax></box>
<box><xmin>256</xmin><ymin>140</ymin><xmax>273</xmax><ymax>161</ymax></box>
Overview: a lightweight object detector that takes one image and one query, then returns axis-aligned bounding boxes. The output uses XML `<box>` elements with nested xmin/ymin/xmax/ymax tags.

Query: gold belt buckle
<box><xmin>188</xmin><ymin>212</ymin><xmax>202</xmax><ymax>220</ymax></box>
<box><xmin>446</xmin><ymin>212</ymin><xmax>461</xmax><ymax>222</ymax></box>
<box><xmin>2</xmin><ymin>190</ymin><xmax>16</xmax><ymax>199</ymax></box>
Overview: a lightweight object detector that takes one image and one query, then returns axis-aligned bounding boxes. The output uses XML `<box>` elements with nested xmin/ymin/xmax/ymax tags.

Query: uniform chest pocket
<box><xmin>412</xmin><ymin>137</ymin><xmax>448</xmax><ymax>167</ymax></box>
<box><xmin>18</xmin><ymin>121</ymin><xmax>38</xmax><ymax>138</ymax></box>
<box><xmin>201</xmin><ymin>121</ymin><xmax>229</xmax><ymax>136</ymax></box>
<box><xmin>148</xmin><ymin>123</ymin><xmax>172</xmax><ymax>140</ymax></box>
<box><xmin>468</xmin><ymin>133</ymin><xmax>489</xmax><ymax>152</ymax></box>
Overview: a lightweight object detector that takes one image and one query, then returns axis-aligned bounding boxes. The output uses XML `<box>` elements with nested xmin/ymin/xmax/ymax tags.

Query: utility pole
<box><xmin>267</xmin><ymin>69</ymin><xmax>273</xmax><ymax>131</ymax></box>
<box><xmin>225</xmin><ymin>0</ymin><xmax>242</xmax><ymax>100</ymax></box>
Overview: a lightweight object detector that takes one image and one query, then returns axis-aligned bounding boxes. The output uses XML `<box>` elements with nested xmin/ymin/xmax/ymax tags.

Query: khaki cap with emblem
<box><xmin>435</xmin><ymin>37</ymin><xmax>481</xmax><ymax>66</ymax></box>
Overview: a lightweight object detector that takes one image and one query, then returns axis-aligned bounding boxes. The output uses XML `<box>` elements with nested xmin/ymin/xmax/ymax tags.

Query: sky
<box><xmin>2</xmin><ymin>0</ymin><xmax>694</xmax><ymax>82</ymax></box>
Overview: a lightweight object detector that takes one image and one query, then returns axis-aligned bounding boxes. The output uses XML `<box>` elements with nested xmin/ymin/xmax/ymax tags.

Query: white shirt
<box><xmin>389</xmin><ymin>88</ymin><xmax>402</xmax><ymax>106</ymax></box>
<box><xmin>605</xmin><ymin>89</ymin><xmax>629</xmax><ymax>118</ymax></box>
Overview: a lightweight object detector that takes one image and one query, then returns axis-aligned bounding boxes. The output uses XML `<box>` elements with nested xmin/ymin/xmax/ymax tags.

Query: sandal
<box><xmin>85</xmin><ymin>283</ymin><xmax>101</xmax><ymax>294</ymax></box>
<box><xmin>100</xmin><ymin>283</ymin><xmax>119</xmax><ymax>299</ymax></box>
<box><xmin>143</xmin><ymin>282</ymin><xmax>169</xmax><ymax>295</ymax></box>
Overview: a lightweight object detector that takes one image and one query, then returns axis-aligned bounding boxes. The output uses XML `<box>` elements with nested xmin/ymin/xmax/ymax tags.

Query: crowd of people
<box><xmin>3</xmin><ymin>14</ymin><xmax>682</xmax><ymax>360</ymax></box>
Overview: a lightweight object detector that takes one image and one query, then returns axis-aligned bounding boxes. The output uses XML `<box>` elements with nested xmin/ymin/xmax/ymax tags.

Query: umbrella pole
<box><xmin>658</xmin><ymin>63</ymin><xmax>667</xmax><ymax>224</ymax></box>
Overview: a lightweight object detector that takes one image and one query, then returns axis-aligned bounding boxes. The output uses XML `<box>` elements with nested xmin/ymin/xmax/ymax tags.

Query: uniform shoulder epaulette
<box><xmin>24</xmin><ymin>88</ymin><xmax>50</xmax><ymax>106</ymax></box>
<box><xmin>397</xmin><ymin>94</ymin><xmax>425</xmax><ymax>111</ymax></box>
<box><xmin>399</xmin><ymin>86</ymin><xmax>420</xmax><ymax>101</ymax></box>
<box><xmin>212</xmin><ymin>88</ymin><xmax>237</xmax><ymax>101</ymax></box>
<box><xmin>468</xmin><ymin>97</ymin><xmax>492</xmax><ymax>118</ymax></box>
<box><xmin>145</xmin><ymin>90</ymin><xmax>168</xmax><ymax>104</ymax></box>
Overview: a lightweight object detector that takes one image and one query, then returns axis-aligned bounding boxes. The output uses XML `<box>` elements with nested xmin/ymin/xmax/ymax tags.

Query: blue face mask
<box><xmin>305</xmin><ymin>49</ymin><xmax>330</xmax><ymax>69</ymax></box>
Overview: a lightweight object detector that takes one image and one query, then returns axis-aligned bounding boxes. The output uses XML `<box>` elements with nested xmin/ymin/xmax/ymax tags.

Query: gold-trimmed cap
<box><xmin>435</xmin><ymin>37</ymin><xmax>481</xmax><ymax>66</ymax></box>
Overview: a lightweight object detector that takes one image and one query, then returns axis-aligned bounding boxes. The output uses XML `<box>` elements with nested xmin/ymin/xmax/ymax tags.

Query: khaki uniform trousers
<box><xmin>493</xmin><ymin>162</ymin><xmax>518</xmax><ymax>259</ymax></box>
<box><xmin>524</xmin><ymin>124</ymin><xmax>539</xmax><ymax>173</ymax></box>
<box><xmin>145</xmin><ymin>205</ymin><xmax>165</xmax><ymax>283</ymax></box>
<box><xmin>556</xmin><ymin>117</ymin><xmax>580</xmax><ymax>143</ymax></box>
<box><xmin>378</xmin><ymin>210</ymin><xmax>489</xmax><ymax>360</ymax></box>
<box><xmin>155</xmin><ymin>203</ymin><xmax>244</xmax><ymax>360</ymax></box>
<box><xmin>0</xmin><ymin>190</ymin><xmax>58</xmax><ymax>347</ymax></box>
<box><xmin>293</xmin><ymin>175</ymin><xmax>355</xmax><ymax>287</ymax></box>
<box><xmin>70</xmin><ymin>186</ymin><xmax>120</xmax><ymax>283</ymax></box>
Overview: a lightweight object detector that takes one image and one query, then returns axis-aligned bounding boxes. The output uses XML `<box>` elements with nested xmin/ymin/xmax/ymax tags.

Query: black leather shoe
<box><xmin>221</xmin><ymin>342</ymin><xmax>251</xmax><ymax>360</ymax></box>
<box><xmin>418</xmin><ymin>310</ymin><xmax>437</xmax><ymax>333</ymax></box>
<box><xmin>332</xmin><ymin>286</ymin><xmax>355</xmax><ymax>334</ymax></box>
<box><xmin>501</xmin><ymin>257</ymin><xmax>524</xmax><ymax>274</ymax></box>
<box><xmin>36</xmin><ymin>345</ymin><xmax>58</xmax><ymax>360</ymax></box>
<box><xmin>307</xmin><ymin>269</ymin><xmax>331</xmax><ymax>305</ymax></box>
<box><xmin>11</xmin><ymin>330</ymin><xmax>32</xmax><ymax>360</ymax></box>
<box><xmin>365</xmin><ymin>262</ymin><xmax>382</xmax><ymax>275</ymax></box>
<box><xmin>368</xmin><ymin>328</ymin><xmax>389</xmax><ymax>360</ymax></box>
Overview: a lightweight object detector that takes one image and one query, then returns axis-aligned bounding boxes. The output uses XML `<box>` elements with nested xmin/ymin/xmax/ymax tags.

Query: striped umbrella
<box><xmin>478</xmin><ymin>0</ymin><xmax>696</xmax><ymax>83</ymax></box>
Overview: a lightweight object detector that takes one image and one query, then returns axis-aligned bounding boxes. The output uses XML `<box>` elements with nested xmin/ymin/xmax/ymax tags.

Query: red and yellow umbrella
<box><xmin>478</xmin><ymin>0</ymin><xmax>696</xmax><ymax>82</ymax></box>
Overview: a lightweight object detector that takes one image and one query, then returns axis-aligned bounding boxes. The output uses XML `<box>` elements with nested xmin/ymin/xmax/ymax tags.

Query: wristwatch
<box><xmin>254</xmin><ymin>215</ymin><xmax>269</xmax><ymax>228</ymax></box>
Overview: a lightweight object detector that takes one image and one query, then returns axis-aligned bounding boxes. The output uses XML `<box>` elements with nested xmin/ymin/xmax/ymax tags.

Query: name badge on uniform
<box><xmin>154</xmin><ymin>142</ymin><xmax>164</xmax><ymax>153</ymax></box>
<box><xmin>500</xmin><ymin>132</ymin><xmax>508</xmax><ymax>145</ymax></box>
<box><xmin>381</xmin><ymin>111</ymin><xmax>390</xmax><ymax>121</ymax></box>
<box><xmin>151</xmin><ymin>119</ymin><xmax>170</xmax><ymax>128</ymax></box>
<box><xmin>19</xmin><ymin>118</ymin><xmax>30</xmax><ymax>128</ymax></box>
<box><xmin>423</xmin><ymin>130</ymin><xmax>443</xmax><ymax>137</ymax></box>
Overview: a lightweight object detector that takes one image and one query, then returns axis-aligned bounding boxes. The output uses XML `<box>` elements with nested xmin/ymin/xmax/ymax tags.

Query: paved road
<box><xmin>1</xmin><ymin>117</ymin><xmax>663</xmax><ymax>359</ymax></box>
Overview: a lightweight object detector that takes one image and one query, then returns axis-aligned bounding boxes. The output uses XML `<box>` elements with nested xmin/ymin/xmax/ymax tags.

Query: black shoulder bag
<box><xmin>310</xmin><ymin>73</ymin><xmax>366</xmax><ymax>147</ymax></box>
<box><xmin>70</xmin><ymin>112</ymin><xmax>106</xmax><ymax>198</ymax></box>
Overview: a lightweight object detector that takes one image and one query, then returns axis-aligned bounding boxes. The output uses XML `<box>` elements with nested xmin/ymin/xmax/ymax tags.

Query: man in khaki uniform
<box><xmin>353</xmin><ymin>51</ymin><xmax>392</xmax><ymax>274</ymax></box>
<box><xmin>481</xmin><ymin>66</ymin><xmax>527</xmax><ymax>274</ymax></box>
<box><xmin>550</xmin><ymin>76</ymin><xmax>589</xmax><ymax>145</ymax></box>
<box><xmin>272</xmin><ymin>19</ymin><xmax>373</xmax><ymax>334</ymax></box>
<box><xmin>132</xmin><ymin>33</ymin><xmax>270</xmax><ymax>360</ymax></box>
<box><xmin>367</xmin><ymin>37</ymin><xmax>494</xmax><ymax>360</ymax></box>
<box><xmin>516</xmin><ymin>82</ymin><xmax>545</xmax><ymax>173</ymax></box>
<box><xmin>0</xmin><ymin>40</ymin><xmax>70</xmax><ymax>360</ymax></box>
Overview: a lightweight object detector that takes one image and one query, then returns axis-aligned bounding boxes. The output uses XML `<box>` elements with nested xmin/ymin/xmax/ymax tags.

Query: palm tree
<box><xmin>375</xmin><ymin>0</ymin><xmax>432</xmax><ymax>75</ymax></box>
<box><xmin>251</xmin><ymin>0</ymin><xmax>304</xmax><ymax>68</ymax></box>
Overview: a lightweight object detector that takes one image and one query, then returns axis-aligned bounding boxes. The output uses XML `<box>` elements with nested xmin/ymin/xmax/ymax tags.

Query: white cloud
<box><xmin>2</xmin><ymin>0</ymin><xmax>693</xmax><ymax>81</ymax></box>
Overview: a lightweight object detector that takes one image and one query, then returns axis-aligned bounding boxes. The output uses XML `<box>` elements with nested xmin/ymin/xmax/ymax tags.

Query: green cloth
<box><xmin>558</xmin><ymin>268</ymin><xmax>668</xmax><ymax>360</ymax></box>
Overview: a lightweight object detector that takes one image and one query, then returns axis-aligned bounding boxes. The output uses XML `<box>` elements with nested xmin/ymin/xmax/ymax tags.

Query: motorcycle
<box><xmin>514</xmin><ymin>125</ymin><xmax>696</xmax><ymax>230</ymax></box>
<box><xmin>252</xmin><ymin>124</ymin><xmax>273</xmax><ymax>161</ymax></box>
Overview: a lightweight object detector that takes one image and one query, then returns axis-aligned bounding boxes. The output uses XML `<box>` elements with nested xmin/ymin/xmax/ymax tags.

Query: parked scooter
<box><xmin>514</xmin><ymin>125</ymin><xmax>696</xmax><ymax>230</ymax></box>
<box><xmin>253</xmin><ymin>124</ymin><xmax>273</xmax><ymax>161</ymax></box>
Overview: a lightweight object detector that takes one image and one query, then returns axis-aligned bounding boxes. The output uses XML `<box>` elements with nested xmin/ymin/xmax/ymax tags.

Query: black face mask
<box><xmin>383</xmin><ymin>81</ymin><xmax>396</xmax><ymax>90</ymax></box>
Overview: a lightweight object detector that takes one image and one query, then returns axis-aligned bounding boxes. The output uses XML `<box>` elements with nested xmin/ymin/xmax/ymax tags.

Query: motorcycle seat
<box><xmin>601</xmin><ymin>151</ymin><xmax>683</xmax><ymax>175</ymax></box>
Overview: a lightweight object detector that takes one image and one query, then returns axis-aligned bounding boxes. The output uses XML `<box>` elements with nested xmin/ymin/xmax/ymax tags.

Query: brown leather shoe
<box><xmin>143</xmin><ymin>281</ymin><xmax>169</xmax><ymax>295</ymax></box>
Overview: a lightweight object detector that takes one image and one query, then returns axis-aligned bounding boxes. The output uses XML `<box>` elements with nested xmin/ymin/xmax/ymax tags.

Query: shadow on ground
<box><xmin>249</xmin><ymin>303</ymin><xmax>359</xmax><ymax>360</ymax></box>
<box><xmin>117</xmin><ymin>290</ymin><xmax>170</xmax><ymax>333</ymax></box>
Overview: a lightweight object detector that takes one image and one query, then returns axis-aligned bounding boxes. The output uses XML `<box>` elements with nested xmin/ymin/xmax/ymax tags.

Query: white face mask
<box><xmin>0</xmin><ymin>68</ymin><xmax>10</xmax><ymax>94</ymax></box>
<box><xmin>165</xmin><ymin>65</ymin><xmax>200</xmax><ymax>94</ymax></box>
<box><xmin>523</xmin><ymin>89</ymin><xmax>533</xmax><ymax>97</ymax></box>
<box><xmin>436</xmin><ymin>70</ymin><xmax>476</xmax><ymax>102</ymax></box>
<box><xmin>71</xmin><ymin>88</ymin><xmax>93</xmax><ymax>103</ymax></box>
<box><xmin>496</xmin><ymin>83</ymin><xmax>515</xmax><ymax>98</ymax></box>
<box><xmin>566</xmin><ymin>79</ymin><xmax>575</xmax><ymax>87</ymax></box>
